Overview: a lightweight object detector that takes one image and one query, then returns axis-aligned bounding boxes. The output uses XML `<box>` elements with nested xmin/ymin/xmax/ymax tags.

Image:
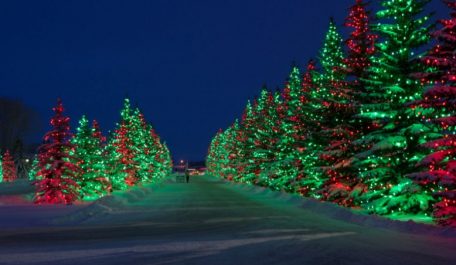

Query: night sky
<box><xmin>0</xmin><ymin>0</ymin><xmax>447</xmax><ymax>162</ymax></box>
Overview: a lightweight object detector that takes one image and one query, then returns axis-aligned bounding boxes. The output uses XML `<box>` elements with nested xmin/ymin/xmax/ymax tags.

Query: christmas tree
<box><xmin>409</xmin><ymin>0</ymin><xmax>456</xmax><ymax>227</ymax></box>
<box><xmin>207</xmin><ymin>130</ymin><xmax>223</xmax><ymax>177</ymax></box>
<box><xmin>353</xmin><ymin>0</ymin><xmax>434</xmax><ymax>215</ymax></box>
<box><xmin>295</xmin><ymin>60</ymin><xmax>324</xmax><ymax>197</ymax></box>
<box><xmin>300</xmin><ymin>19</ymin><xmax>347</xmax><ymax>200</ymax></box>
<box><xmin>275</xmin><ymin>66</ymin><xmax>303</xmax><ymax>191</ymax></box>
<box><xmin>238</xmin><ymin>100</ymin><xmax>258</xmax><ymax>183</ymax></box>
<box><xmin>159</xmin><ymin>142</ymin><xmax>173</xmax><ymax>178</ymax></box>
<box><xmin>254</xmin><ymin>89</ymin><xmax>285</xmax><ymax>188</ymax></box>
<box><xmin>341</xmin><ymin>0</ymin><xmax>378</xmax><ymax>205</ymax></box>
<box><xmin>28</xmin><ymin>156</ymin><xmax>39</xmax><ymax>181</ymax></box>
<box><xmin>0</xmin><ymin>152</ymin><xmax>2</xmax><ymax>183</ymax></box>
<box><xmin>344</xmin><ymin>0</ymin><xmax>377</xmax><ymax>79</ymax></box>
<box><xmin>129</xmin><ymin>109</ymin><xmax>152</xmax><ymax>183</ymax></box>
<box><xmin>111</xmin><ymin>99</ymin><xmax>139</xmax><ymax>187</ymax></box>
<box><xmin>34</xmin><ymin>99</ymin><xmax>80</xmax><ymax>204</ymax></box>
<box><xmin>71</xmin><ymin>116</ymin><xmax>110</xmax><ymax>200</ymax></box>
<box><xmin>318</xmin><ymin>2</ymin><xmax>378</xmax><ymax>206</ymax></box>
<box><xmin>314</xmin><ymin>18</ymin><xmax>358</xmax><ymax>204</ymax></box>
<box><xmin>2</xmin><ymin>150</ymin><xmax>17</xmax><ymax>182</ymax></box>
<box><xmin>105</xmin><ymin>98</ymin><xmax>172</xmax><ymax>189</ymax></box>
<box><xmin>147</xmin><ymin>124</ymin><xmax>172</xmax><ymax>181</ymax></box>
<box><xmin>105</xmin><ymin>134</ymin><xmax>128</xmax><ymax>191</ymax></box>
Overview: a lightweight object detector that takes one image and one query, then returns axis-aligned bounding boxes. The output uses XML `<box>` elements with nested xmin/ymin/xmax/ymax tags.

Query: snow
<box><xmin>0</xmin><ymin>179</ymin><xmax>34</xmax><ymax>197</ymax></box>
<box><xmin>0</xmin><ymin>175</ymin><xmax>455</xmax><ymax>265</ymax></box>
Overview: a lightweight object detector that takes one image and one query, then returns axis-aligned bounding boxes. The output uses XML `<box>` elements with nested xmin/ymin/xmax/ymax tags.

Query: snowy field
<box><xmin>0</xmin><ymin>176</ymin><xmax>455</xmax><ymax>265</ymax></box>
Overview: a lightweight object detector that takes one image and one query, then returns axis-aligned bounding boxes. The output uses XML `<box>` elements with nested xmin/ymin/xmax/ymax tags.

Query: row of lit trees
<box><xmin>207</xmin><ymin>0</ymin><xmax>456</xmax><ymax>227</ymax></box>
<box><xmin>31</xmin><ymin>98</ymin><xmax>172</xmax><ymax>204</ymax></box>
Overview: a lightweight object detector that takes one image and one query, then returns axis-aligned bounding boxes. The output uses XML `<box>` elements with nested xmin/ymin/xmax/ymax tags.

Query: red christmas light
<box><xmin>2</xmin><ymin>150</ymin><xmax>17</xmax><ymax>182</ymax></box>
<box><xmin>34</xmin><ymin>99</ymin><xmax>80</xmax><ymax>204</ymax></box>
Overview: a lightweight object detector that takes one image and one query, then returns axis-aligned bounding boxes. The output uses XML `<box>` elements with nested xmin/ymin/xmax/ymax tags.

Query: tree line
<box><xmin>207</xmin><ymin>0</ymin><xmax>456</xmax><ymax>227</ymax></box>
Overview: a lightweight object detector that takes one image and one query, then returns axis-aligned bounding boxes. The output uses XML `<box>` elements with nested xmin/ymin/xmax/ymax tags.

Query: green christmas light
<box><xmin>353</xmin><ymin>0</ymin><xmax>435</xmax><ymax>215</ymax></box>
<box><xmin>71</xmin><ymin>115</ymin><xmax>110</xmax><ymax>200</ymax></box>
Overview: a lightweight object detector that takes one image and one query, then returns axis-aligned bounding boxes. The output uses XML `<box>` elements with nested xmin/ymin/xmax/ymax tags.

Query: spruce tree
<box><xmin>71</xmin><ymin>116</ymin><xmax>109</xmax><ymax>200</ymax></box>
<box><xmin>256</xmin><ymin>90</ymin><xmax>284</xmax><ymax>188</ymax></box>
<box><xmin>34</xmin><ymin>99</ymin><xmax>80</xmax><ymax>204</ymax></box>
<box><xmin>275</xmin><ymin>66</ymin><xmax>303</xmax><ymax>191</ymax></box>
<box><xmin>0</xmin><ymin>152</ymin><xmax>2</xmax><ymax>183</ymax></box>
<box><xmin>207</xmin><ymin>130</ymin><xmax>223</xmax><ymax>177</ymax></box>
<box><xmin>2</xmin><ymin>150</ymin><xmax>16</xmax><ymax>182</ymax></box>
<box><xmin>409</xmin><ymin>0</ymin><xmax>456</xmax><ymax>227</ymax></box>
<box><xmin>239</xmin><ymin>100</ymin><xmax>258</xmax><ymax>183</ymax></box>
<box><xmin>354</xmin><ymin>0</ymin><xmax>434</xmax><ymax>215</ymax></box>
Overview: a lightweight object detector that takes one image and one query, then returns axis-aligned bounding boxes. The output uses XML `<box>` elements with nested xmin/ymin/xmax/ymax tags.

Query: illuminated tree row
<box><xmin>33</xmin><ymin>98</ymin><xmax>172</xmax><ymax>204</ymax></box>
<box><xmin>207</xmin><ymin>0</ymin><xmax>456</xmax><ymax>226</ymax></box>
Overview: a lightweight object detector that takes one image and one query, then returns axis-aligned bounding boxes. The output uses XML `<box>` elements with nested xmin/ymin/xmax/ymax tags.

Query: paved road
<box><xmin>0</xmin><ymin>176</ymin><xmax>455</xmax><ymax>265</ymax></box>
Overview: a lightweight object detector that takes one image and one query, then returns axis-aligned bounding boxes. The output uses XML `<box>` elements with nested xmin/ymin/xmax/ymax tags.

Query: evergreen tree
<box><xmin>275</xmin><ymin>66</ymin><xmax>303</xmax><ymax>191</ymax></box>
<box><xmin>34</xmin><ymin>99</ymin><xmax>80</xmax><ymax>204</ymax></box>
<box><xmin>313</xmin><ymin>18</ymin><xmax>360</xmax><ymax>204</ymax></box>
<box><xmin>112</xmin><ymin>99</ymin><xmax>139</xmax><ymax>187</ymax></box>
<box><xmin>130</xmin><ymin>109</ymin><xmax>152</xmax><ymax>183</ymax></box>
<box><xmin>354</xmin><ymin>0</ymin><xmax>434</xmax><ymax>215</ymax></box>
<box><xmin>294</xmin><ymin>60</ymin><xmax>325</xmax><ymax>197</ymax></box>
<box><xmin>148</xmin><ymin>126</ymin><xmax>172</xmax><ymax>181</ymax></box>
<box><xmin>255</xmin><ymin>90</ymin><xmax>285</xmax><ymax>188</ymax></box>
<box><xmin>342</xmin><ymin>0</ymin><xmax>379</xmax><ymax>205</ymax></box>
<box><xmin>218</xmin><ymin>126</ymin><xmax>237</xmax><ymax>179</ymax></box>
<box><xmin>409</xmin><ymin>0</ymin><xmax>456</xmax><ymax>227</ymax></box>
<box><xmin>28</xmin><ymin>156</ymin><xmax>39</xmax><ymax>181</ymax></box>
<box><xmin>207</xmin><ymin>130</ymin><xmax>223</xmax><ymax>176</ymax></box>
<box><xmin>160</xmin><ymin>142</ymin><xmax>173</xmax><ymax>178</ymax></box>
<box><xmin>71</xmin><ymin>116</ymin><xmax>109</xmax><ymax>200</ymax></box>
<box><xmin>318</xmin><ymin>2</ymin><xmax>378</xmax><ymax>206</ymax></box>
<box><xmin>300</xmin><ymin>19</ymin><xmax>347</xmax><ymax>199</ymax></box>
<box><xmin>238</xmin><ymin>101</ymin><xmax>258</xmax><ymax>183</ymax></box>
<box><xmin>105</xmin><ymin>133</ymin><xmax>128</xmax><ymax>191</ymax></box>
<box><xmin>344</xmin><ymin>0</ymin><xmax>377</xmax><ymax>79</ymax></box>
<box><xmin>0</xmin><ymin>152</ymin><xmax>2</xmax><ymax>183</ymax></box>
<box><xmin>2</xmin><ymin>150</ymin><xmax>17</xmax><ymax>182</ymax></box>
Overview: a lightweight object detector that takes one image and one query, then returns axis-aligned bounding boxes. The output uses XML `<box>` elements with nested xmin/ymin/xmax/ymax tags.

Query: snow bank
<box><xmin>52</xmin><ymin>180</ymin><xmax>168</xmax><ymax>225</ymax></box>
<box><xmin>0</xmin><ymin>179</ymin><xmax>34</xmax><ymax>195</ymax></box>
<box><xmin>223</xmin><ymin>180</ymin><xmax>456</xmax><ymax>237</ymax></box>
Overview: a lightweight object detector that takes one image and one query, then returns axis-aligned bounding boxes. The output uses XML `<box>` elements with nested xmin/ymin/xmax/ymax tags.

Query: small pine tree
<box><xmin>0</xmin><ymin>152</ymin><xmax>3</xmax><ymax>183</ymax></box>
<box><xmin>71</xmin><ymin>116</ymin><xmax>110</xmax><ymax>200</ymax></box>
<box><xmin>275</xmin><ymin>66</ymin><xmax>303</xmax><ymax>191</ymax></box>
<box><xmin>34</xmin><ymin>99</ymin><xmax>80</xmax><ymax>204</ymax></box>
<box><xmin>2</xmin><ymin>150</ymin><xmax>17</xmax><ymax>182</ymax></box>
<box><xmin>28</xmin><ymin>156</ymin><xmax>39</xmax><ymax>181</ymax></box>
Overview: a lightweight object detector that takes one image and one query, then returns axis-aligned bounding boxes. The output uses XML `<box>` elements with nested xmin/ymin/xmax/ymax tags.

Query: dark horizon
<box><xmin>0</xmin><ymin>0</ymin><xmax>448</xmax><ymax>162</ymax></box>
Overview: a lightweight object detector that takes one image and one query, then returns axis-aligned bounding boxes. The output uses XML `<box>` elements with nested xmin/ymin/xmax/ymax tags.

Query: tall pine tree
<box><xmin>409</xmin><ymin>0</ymin><xmax>456</xmax><ymax>227</ymax></box>
<box><xmin>71</xmin><ymin>116</ymin><xmax>110</xmax><ymax>200</ymax></box>
<box><xmin>2</xmin><ymin>150</ymin><xmax>16</xmax><ymax>182</ymax></box>
<box><xmin>354</xmin><ymin>0</ymin><xmax>434</xmax><ymax>215</ymax></box>
<box><xmin>34</xmin><ymin>99</ymin><xmax>80</xmax><ymax>204</ymax></box>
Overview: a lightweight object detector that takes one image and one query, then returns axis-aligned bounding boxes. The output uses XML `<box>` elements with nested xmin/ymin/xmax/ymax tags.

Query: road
<box><xmin>0</xmin><ymin>175</ymin><xmax>455</xmax><ymax>265</ymax></box>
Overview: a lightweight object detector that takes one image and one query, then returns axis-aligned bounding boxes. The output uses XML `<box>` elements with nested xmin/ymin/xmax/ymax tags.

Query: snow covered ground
<box><xmin>0</xmin><ymin>175</ymin><xmax>455</xmax><ymax>265</ymax></box>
